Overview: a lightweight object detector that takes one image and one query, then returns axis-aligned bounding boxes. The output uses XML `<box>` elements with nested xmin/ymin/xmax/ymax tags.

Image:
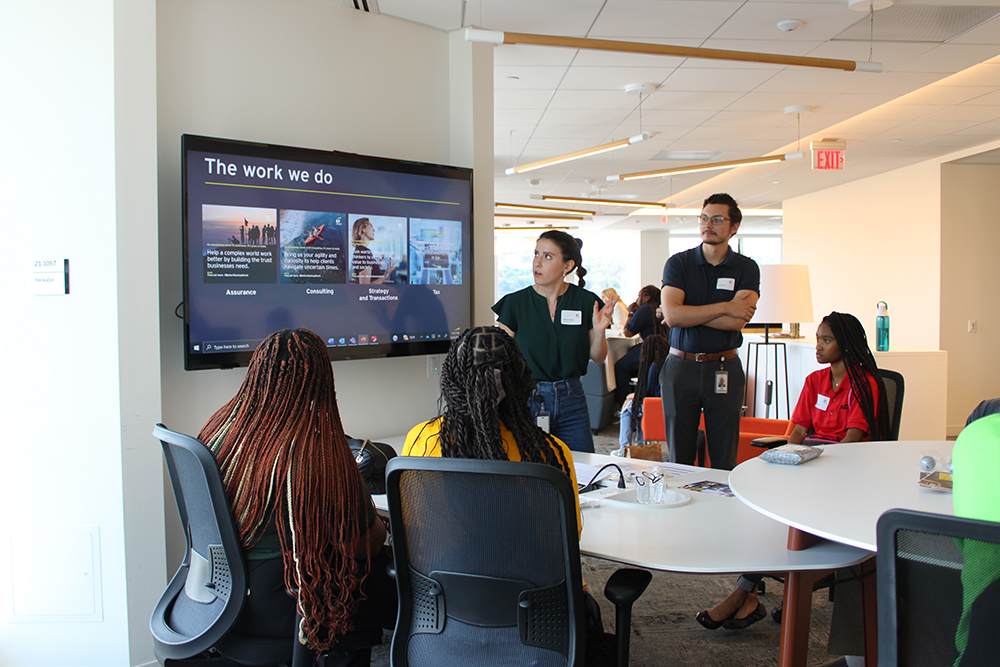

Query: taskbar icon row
<box><xmin>325</xmin><ymin>332</ymin><xmax>454</xmax><ymax>347</ymax></box>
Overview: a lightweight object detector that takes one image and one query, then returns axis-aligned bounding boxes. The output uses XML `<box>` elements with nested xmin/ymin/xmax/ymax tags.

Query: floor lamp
<box><xmin>745</xmin><ymin>265</ymin><xmax>814</xmax><ymax>419</ymax></box>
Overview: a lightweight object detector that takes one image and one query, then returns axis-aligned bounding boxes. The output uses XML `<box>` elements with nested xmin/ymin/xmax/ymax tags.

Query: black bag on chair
<box><xmin>348</xmin><ymin>438</ymin><xmax>396</xmax><ymax>494</ymax></box>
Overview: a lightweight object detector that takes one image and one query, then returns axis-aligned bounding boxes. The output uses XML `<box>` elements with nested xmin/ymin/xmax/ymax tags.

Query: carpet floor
<box><xmin>370</xmin><ymin>421</ymin><xmax>842</xmax><ymax>666</ymax></box>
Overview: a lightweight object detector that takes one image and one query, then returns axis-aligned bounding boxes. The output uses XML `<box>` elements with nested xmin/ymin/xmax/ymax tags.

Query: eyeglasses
<box><xmin>698</xmin><ymin>214</ymin><xmax>730</xmax><ymax>226</ymax></box>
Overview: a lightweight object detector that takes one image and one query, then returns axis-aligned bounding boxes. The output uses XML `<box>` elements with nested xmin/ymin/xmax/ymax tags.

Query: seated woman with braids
<box><xmin>199</xmin><ymin>329</ymin><xmax>396</xmax><ymax>653</ymax></box>
<box><xmin>697</xmin><ymin>312</ymin><xmax>889</xmax><ymax>632</ymax></box>
<box><xmin>403</xmin><ymin>325</ymin><xmax>582</xmax><ymax>535</ymax></box>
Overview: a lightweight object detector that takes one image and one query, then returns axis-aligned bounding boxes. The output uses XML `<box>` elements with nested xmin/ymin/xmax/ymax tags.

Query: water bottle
<box><xmin>876</xmin><ymin>301</ymin><xmax>889</xmax><ymax>352</ymax></box>
<box><xmin>635</xmin><ymin>475</ymin><xmax>650</xmax><ymax>504</ymax></box>
<box><xmin>651</xmin><ymin>466</ymin><xmax>666</xmax><ymax>504</ymax></box>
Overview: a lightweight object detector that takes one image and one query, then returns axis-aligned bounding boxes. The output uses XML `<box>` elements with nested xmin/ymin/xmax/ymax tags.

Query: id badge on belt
<box><xmin>715</xmin><ymin>370</ymin><xmax>729</xmax><ymax>394</ymax></box>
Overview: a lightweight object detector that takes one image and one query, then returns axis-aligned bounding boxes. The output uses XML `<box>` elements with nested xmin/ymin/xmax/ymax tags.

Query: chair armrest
<box><xmin>603</xmin><ymin>568</ymin><xmax>652</xmax><ymax>607</ymax></box>
<box><xmin>750</xmin><ymin>437</ymin><xmax>788</xmax><ymax>449</ymax></box>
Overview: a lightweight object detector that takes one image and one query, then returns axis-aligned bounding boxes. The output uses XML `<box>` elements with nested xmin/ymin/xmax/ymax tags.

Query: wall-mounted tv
<box><xmin>181</xmin><ymin>134</ymin><xmax>473</xmax><ymax>371</ymax></box>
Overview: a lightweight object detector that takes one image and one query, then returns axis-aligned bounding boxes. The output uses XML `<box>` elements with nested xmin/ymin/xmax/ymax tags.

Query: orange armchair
<box><xmin>737</xmin><ymin>417</ymin><xmax>793</xmax><ymax>464</ymax></box>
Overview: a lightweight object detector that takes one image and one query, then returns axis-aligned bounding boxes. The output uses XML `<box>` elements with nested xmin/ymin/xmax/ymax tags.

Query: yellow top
<box><xmin>403</xmin><ymin>418</ymin><xmax>583</xmax><ymax>537</ymax></box>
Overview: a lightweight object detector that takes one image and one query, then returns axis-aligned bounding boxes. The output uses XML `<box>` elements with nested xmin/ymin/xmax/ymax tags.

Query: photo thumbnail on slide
<box><xmin>202</xmin><ymin>204</ymin><xmax>278</xmax><ymax>284</ymax></box>
<box><xmin>279</xmin><ymin>210</ymin><xmax>347</xmax><ymax>284</ymax></box>
<box><xmin>348</xmin><ymin>214</ymin><xmax>406</xmax><ymax>285</ymax></box>
<box><xmin>408</xmin><ymin>218</ymin><xmax>462</xmax><ymax>285</ymax></box>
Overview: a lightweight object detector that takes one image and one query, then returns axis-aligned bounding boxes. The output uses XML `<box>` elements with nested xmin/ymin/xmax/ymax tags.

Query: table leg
<box><xmin>859</xmin><ymin>555</ymin><xmax>878</xmax><ymax>667</ymax></box>
<box><xmin>780</xmin><ymin>527</ymin><xmax>825</xmax><ymax>667</ymax></box>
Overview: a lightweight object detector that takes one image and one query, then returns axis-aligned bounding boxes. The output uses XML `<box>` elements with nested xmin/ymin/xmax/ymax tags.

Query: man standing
<box><xmin>659</xmin><ymin>193</ymin><xmax>759</xmax><ymax>469</ymax></box>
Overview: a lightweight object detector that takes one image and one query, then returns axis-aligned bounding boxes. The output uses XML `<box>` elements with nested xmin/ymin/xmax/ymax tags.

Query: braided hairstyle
<box><xmin>821</xmin><ymin>312</ymin><xmax>891</xmax><ymax>441</ymax></box>
<box><xmin>199</xmin><ymin>329</ymin><xmax>371</xmax><ymax>652</ymax></box>
<box><xmin>636</xmin><ymin>284</ymin><xmax>668</xmax><ymax>337</ymax></box>
<box><xmin>629</xmin><ymin>334</ymin><xmax>670</xmax><ymax>445</ymax></box>
<box><xmin>433</xmin><ymin>326</ymin><xmax>573</xmax><ymax>476</ymax></box>
<box><xmin>539</xmin><ymin>229</ymin><xmax>588</xmax><ymax>288</ymax></box>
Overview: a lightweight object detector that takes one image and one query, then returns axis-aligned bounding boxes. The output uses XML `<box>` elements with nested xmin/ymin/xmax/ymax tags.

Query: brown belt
<box><xmin>669</xmin><ymin>348</ymin><xmax>738</xmax><ymax>362</ymax></box>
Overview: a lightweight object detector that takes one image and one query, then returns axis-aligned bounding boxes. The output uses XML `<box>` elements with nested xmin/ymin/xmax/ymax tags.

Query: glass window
<box><xmin>493</xmin><ymin>228</ymin><xmax>640</xmax><ymax>305</ymax></box>
<box><xmin>738</xmin><ymin>236</ymin><xmax>782</xmax><ymax>266</ymax></box>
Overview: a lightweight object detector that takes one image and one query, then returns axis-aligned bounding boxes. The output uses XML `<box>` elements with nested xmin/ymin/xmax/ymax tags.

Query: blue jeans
<box><xmin>530</xmin><ymin>378</ymin><xmax>595</xmax><ymax>453</ymax></box>
<box><xmin>618</xmin><ymin>398</ymin><xmax>644</xmax><ymax>449</ymax></box>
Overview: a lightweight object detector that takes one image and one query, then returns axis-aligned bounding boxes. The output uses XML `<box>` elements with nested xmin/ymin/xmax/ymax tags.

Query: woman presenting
<box><xmin>493</xmin><ymin>230</ymin><xmax>615</xmax><ymax>453</ymax></box>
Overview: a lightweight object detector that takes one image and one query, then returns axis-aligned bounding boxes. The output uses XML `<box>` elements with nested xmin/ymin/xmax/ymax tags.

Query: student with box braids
<box><xmin>199</xmin><ymin>329</ymin><xmax>395</xmax><ymax>653</ymax></box>
<box><xmin>403</xmin><ymin>326</ymin><xmax>582</xmax><ymax>533</ymax></box>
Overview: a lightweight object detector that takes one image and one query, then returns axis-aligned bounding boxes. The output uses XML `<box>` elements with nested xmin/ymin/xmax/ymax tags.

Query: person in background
<box><xmin>199</xmin><ymin>329</ymin><xmax>395</xmax><ymax>652</ymax></box>
<box><xmin>696</xmin><ymin>312</ymin><xmax>887</xmax><ymax>646</ymax></box>
<box><xmin>601</xmin><ymin>287</ymin><xmax>630</xmax><ymax>330</ymax></box>
<box><xmin>617</xmin><ymin>334</ymin><xmax>670</xmax><ymax>453</ymax></box>
<box><xmin>614</xmin><ymin>285</ymin><xmax>667</xmax><ymax>406</ymax></box>
<box><xmin>403</xmin><ymin>326</ymin><xmax>581</xmax><ymax>534</ymax></box>
<box><xmin>493</xmin><ymin>230</ymin><xmax>615</xmax><ymax>453</ymax></box>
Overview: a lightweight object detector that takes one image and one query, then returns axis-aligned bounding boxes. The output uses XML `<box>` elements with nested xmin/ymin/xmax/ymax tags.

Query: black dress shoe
<box><xmin>723</xmin><ymin>601</ymin><xmax>767</xmax><ymax>629</ymax></box>
<box><xmin>695</xmin><ymin>609</ymin><xmax>735</xmax><ymax>630</ymax></box>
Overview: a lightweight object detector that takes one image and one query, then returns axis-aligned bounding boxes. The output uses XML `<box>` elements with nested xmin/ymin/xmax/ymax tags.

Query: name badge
<box><xmin>815</xmin><ymin>394</ymin><xmax>831</xmax><ymax>411</ymax></box>
<box><xmin>716</xmin><ymin>277</ymin><xmax>735</xmax><ymax>291</ymax></box>
<box><xmin>561</xmin><ymin>309</ymin><xmax>582</xmax><ymax>326</ymax></box>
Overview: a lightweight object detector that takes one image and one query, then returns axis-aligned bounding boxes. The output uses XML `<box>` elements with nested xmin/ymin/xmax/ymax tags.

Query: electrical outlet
<box><xmin>427</xmin><ymin>354</ymin><xmax>442</xmax><ymax>378</ymax></box>
<box><xmin>968</xmin><ymin>320</ymin><xmax>977</xmax><ymax>334</ymax></box>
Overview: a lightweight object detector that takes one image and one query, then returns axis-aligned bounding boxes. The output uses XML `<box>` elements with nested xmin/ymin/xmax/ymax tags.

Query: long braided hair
<box><xmin>539</xmin><ymin>230</ymin><xmax>589</xmax><ymax>288</ymax></box>
<box><xmin>199</xmin><ymin>329</ymin><xmax>370</xmax><ymax>651</ymax></box>
<box><xmin>629</xmin><ymin>334</ymin><xmax>670</xmax><ymax>445</ymax></box>
<box><xmin>432</xmin><ymin>326</ymin><xmax>573</xmax><ymax>476</ymax></box>
<box><xmin>821</xmin><ymin>312</ymin><xmax>890</xmax><ymax>441</ymax></box>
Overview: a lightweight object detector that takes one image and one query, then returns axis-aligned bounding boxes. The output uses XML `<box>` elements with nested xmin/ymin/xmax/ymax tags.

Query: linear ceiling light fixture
<box><xmin>466</xmin><ymin>28</ymin><xmax>882</xmax><ymax>73</ymax></box>
<box><xmin>495</xmin><ymin>202</ymin><xmax>596</xmax><ymax>216</ymax></box>
<box><xmin>608</xmin><ymin>153</ymin><xmax>804</xmax><ymax>182</ymax></box>
<box><xmin>540</xmin><ymin>195</ymin><xmax>672</xmax><ymax>210</ymax></box>
<box><xmin>505</xmin><ymin>132</ymin><xmax>654</xmax><ymax>176</ymax></box>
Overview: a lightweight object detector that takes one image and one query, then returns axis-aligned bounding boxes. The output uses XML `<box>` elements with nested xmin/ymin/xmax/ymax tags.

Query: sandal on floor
<box><xmin>723</xmin><ymin>601</ymin><xmax>767</xmax><ymax>630</ymax></box>
<box><xmin>695</xmin><ymin>609</ymin><xmax>735</xmax><ymax>630</ymax></box>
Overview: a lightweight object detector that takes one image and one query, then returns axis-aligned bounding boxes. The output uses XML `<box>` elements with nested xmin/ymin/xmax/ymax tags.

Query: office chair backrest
<box><xmin>386</xmin><ymin>457</ymin><xmax>584</xmax><ymax>667</ymax></box>
<box><xmin>150</xmin><ymin>423</ymin><xmax>247</xmax><ymax>661</ymax></box>
<box><xmin>877</xmin><ymin>368</ymin><xmax>904</xmax><ymax>441</ymax></box>
<box><xmin>876</xmin><ymin>508</ymin><xmax>1000</xmax><ymax>667</ymax></box>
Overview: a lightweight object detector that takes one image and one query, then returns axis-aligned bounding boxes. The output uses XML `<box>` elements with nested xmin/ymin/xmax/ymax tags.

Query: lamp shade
<box><xmin>751</xmin><ymin>264</ymin><xmax>813</xmax><ymax>326</ymax></box>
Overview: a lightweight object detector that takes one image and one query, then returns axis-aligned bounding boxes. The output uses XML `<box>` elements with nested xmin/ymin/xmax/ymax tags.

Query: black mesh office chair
<box><xmin>150</xmin><ymin>423</ymin><xmax>380</xmax><ymax>667</ymax></box>
<box><xmin>385</xmin><ymin>457</ymin><xmax>651</xmax><ymax>667</ymax></box>
<box><xmin>876</xmin><ymin>508</ymin><xmax>1000</xmax><ymax>667</ymax></box>
<box><xmin>878</xmin><ymin>368</ymin><xmax>904</xmax><ymax>441</ymax></box>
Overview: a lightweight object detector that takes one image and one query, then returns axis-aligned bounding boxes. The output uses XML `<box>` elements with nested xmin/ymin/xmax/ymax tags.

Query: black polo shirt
<box><xmin>661</xmin><ymin>244</ymin><xmax>760</xmax><ymax>353</ymax></box>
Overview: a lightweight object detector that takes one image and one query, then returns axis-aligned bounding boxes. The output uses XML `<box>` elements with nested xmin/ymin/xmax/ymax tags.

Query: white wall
<box><xmin>0</xmin><ymin>1</ymin><xmax>163</xmax><ymax>666</ymax></box>
<box><xmin>940</xmin><ymin>163</ymin><xmax>1000</xmax><ymax>432</ymax></box>
<box><xmin>783</xmin><ymin>137</ymin><xmax>1000</xmax><ymax>437</ymax></box>
<box><xmin>156</xmin><ymin>0</ymin><xmax>492</xmax><ymax>568</ymax></box>
<box><xmin>782</xmin><ymin>161</ymin><xmax>944</xmax><ymax>351</ymax></box>
<box><xmin>156</xmin><ymin>0</ymin><xmax>492</xmax><ymax>440</ymax></box>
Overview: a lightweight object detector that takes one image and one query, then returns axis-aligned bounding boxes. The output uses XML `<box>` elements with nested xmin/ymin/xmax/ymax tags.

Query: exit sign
<box><xmin>810</xmin><ymin>140</ymin><xmax>846</xmax><ymax>171</ymax></box>
<box><xmin>813</xmin><ymin>149</ymin><xmax>845</xmax><ymax>170</ymax></box>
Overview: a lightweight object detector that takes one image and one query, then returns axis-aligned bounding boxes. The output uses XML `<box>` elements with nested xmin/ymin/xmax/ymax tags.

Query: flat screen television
<box><xmin>181</xmin><ymin>134</ymin><xmax>473</xmax><ymax>370</ymax></box>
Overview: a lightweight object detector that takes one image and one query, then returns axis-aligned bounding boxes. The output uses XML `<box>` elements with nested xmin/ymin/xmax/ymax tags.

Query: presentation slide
<box><xmin>182</xmin><ymin>135</ymin><xmax>473</xmax><ymax>369</ymax></box>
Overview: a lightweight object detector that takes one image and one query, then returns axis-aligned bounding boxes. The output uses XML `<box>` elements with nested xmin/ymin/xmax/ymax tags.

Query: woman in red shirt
<box><xmin>696</xmin><ymin>311</ymin><xmax>889</xmax><ymax>631</ymax></box>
